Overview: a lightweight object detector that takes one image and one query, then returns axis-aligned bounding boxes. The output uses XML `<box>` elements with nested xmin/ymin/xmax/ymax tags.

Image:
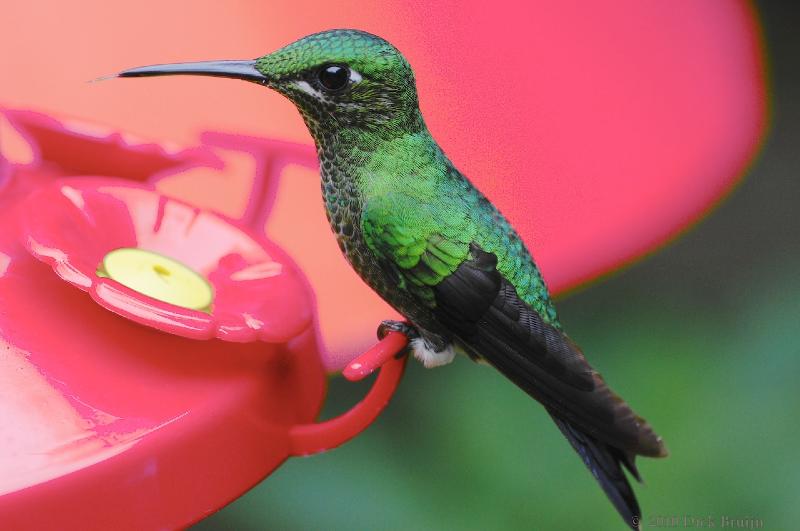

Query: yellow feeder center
<box><xmin>100</xmin><ymin>248</ymin><xmax>214</xmax><ymax>311</ymax></box>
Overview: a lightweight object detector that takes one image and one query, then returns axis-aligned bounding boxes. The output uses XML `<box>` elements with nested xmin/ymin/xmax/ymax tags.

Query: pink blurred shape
<box><xmin>394</xmin><ymin>1</ymin><xmax>767</xmax><ymax>294</ymax></box>
<box><xmin>0</xmin><ymin>2</ymin><xmax>768</xmax><ymax>369</ymax></box>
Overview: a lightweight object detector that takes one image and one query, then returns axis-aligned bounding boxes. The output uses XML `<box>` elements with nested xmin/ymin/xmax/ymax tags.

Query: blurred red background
<box><xmin>1</xmin><ymin>0</ymin><xmax>766</xmax><ymax>368</ymax></box>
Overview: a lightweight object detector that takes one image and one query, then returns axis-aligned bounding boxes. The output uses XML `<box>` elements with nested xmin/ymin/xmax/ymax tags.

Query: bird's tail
<box><xmin>548</xmin><ymin>411</ymin><xmax>642</xmax><ymax>530</ymax></box>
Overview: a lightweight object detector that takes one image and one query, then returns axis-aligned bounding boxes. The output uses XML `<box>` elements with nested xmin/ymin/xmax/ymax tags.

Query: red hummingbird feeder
<box><xmin>0</xmin><ymin>0</ymin><xmax>766</xmax><ymax>529</ymax></box>
<box><xmin>0</xmin><ymin>110</ymin><xmax>409</xmax><ymax>530</ymax></box>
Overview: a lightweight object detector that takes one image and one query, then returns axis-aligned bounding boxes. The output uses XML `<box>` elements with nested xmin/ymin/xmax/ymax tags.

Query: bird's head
<box><xmin>118</xmin><ymin>29</ymin><xmax>424</xmax><ymax>140</ymax></box>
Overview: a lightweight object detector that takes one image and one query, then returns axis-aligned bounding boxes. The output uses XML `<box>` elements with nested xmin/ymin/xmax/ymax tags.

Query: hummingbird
<box><xmin>117</xmin><ymin>29</ymin><xmax>667</xmax><ymax>529</ymax></box>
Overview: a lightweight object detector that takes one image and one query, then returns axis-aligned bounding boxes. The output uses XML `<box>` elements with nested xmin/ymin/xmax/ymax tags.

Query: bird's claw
<box><xmin>377</xmin><ymin>320</ymin><xmax>419</xmax><ymax>341</ymax></box>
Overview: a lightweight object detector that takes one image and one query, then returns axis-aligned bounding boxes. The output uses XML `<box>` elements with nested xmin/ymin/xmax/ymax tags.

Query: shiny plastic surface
<box><xmin>291</xmin><ymin>331</ymin><xmax>409</xmax><ymax>456</ymax></box>
<box><xmin>19</xmin><ymin>178</ymin><xmax>312</xmax><ymax>343</ymax></box>
<box><xmin>0</xmin><ymin>116</ymin><xmax>410</xmax><ymax>530</ymax></box>
<box><xmin>0</xmin><ymin>203</ymin><xmax>313</xmax><ymax>529</ymax></box>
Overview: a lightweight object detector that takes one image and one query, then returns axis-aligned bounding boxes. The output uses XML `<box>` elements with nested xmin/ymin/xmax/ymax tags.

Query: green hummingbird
<box><xmin>117</xmin><ymin>29</ymin><xmax>667</xmax><ymax>529</ymax></box>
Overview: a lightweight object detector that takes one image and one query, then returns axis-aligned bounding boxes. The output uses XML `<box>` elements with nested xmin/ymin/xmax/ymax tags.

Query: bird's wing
<box><xmin>364</xmin><ymin>196</ymin><xmax>664</xmax><ymax>528</ymax></box>
<box><xmin>362</xmin><ymin>193</ymin><xmax>473</xmax><ymax>306</ymax></box>
<box><xmin>363</xmin><ymin>197</ymin><xmax>665</xmax><ymax>458</ymax></box>
<box><xmin>434</xmin><ymin>242</ymin><xmax>666</xmax><ymax>459</ymax></box>
<box><xmin>432</xmin><ymin>243</ymin><xmax>666</xmax><ymax>530</ymax></box>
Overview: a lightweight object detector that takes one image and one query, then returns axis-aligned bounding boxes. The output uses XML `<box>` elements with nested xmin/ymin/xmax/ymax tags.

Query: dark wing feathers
<box><xmin>434</xmin><ymin>244</ymin><xmax>665</xmax><ymax>458</ymax></box>
<box><xmin>433</xmin><ymin>244</ymin><xmax>665</xmax><ymax>529</ymax></box>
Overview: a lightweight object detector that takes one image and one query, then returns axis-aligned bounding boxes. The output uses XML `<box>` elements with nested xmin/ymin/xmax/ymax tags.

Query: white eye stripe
<box><xmin>294</xmin><ymin>69</ymin><xmax>361</xmax><ymax>100</ymax></box>
<box><xmin>295</xmin><ymin>80</ymin><xmax>324</xmax><ymax>98</ymax></box>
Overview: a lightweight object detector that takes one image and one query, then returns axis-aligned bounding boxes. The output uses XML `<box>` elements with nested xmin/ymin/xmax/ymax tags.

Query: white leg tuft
<box><xmin>410</xmin><ymin>337</ymin><xmax>456</xmax><ymax>368</ymax></box>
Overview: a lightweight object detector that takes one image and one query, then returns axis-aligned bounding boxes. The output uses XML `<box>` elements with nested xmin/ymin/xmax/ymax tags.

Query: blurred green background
<box><xmin>195</xmin><ymin>2</ymin><xmax>798</xmax><ymax>529</ymax></box>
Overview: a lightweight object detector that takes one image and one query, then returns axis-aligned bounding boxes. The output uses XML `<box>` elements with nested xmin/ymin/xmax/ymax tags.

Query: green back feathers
<box><xmin>359</xmin><ymin>132</ymin><xmax>560</xmax><ymax>327</ymax></box>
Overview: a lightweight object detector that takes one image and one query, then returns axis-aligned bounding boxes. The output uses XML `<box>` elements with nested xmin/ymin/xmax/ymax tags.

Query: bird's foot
<box><xmin>376</xmin><ymin>321</ymin><xmax>456</xmax><ymax>367</ymax></box>
<box><xmin>377</xmin><ymin>319</ymin><xmax>419</xmax><ymax>341</ymax></box>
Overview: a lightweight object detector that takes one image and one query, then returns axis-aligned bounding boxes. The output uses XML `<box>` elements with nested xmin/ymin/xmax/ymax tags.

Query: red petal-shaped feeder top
<box><xmin>18</xmin><ymin>179</ymin><xmax>312</xmax><ymax>343</ymax></box>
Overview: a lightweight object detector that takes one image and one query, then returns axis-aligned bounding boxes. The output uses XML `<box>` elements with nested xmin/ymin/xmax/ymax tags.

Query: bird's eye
<box><xmin>318</xmin><ymin>64</ymin><xmax>350</xmax><ymax>91</ymax></box>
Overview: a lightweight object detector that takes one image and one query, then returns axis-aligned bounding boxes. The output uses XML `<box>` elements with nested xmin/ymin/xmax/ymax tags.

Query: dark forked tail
<box><xmin>549</xmin><ymin>412</ymin><xmax>643</xmax><ymax>530</ymax></box>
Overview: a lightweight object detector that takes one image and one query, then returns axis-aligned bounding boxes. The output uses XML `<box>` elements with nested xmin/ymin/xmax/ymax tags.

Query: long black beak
<box><xmin>116</xmin><ymin>60</ymin><xmax>268</xmax><ymax>84</ymax></box>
